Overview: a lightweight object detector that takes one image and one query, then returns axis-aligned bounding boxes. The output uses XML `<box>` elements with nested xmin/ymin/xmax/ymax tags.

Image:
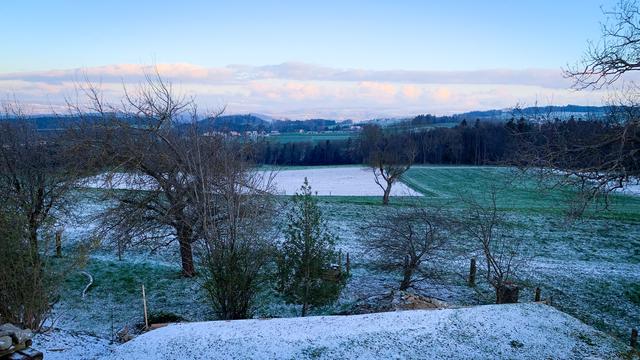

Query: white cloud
<box><xmin>0</xmin><ymin>62</ymin><xmax>609</xmax><ymax>120</ymax></box>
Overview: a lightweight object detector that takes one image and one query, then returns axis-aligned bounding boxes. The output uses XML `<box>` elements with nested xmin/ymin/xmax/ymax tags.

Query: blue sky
<box><xmin>0</xmin><ymin>1</ymin><xmax>620</xmax><ymax>119</ymax></box>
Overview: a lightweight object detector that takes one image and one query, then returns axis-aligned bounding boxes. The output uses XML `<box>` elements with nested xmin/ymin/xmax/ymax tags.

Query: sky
<box><xmin>0</xmin><ymin>0</ymin><xmax>622</xmax><ymax>119</ymax></box>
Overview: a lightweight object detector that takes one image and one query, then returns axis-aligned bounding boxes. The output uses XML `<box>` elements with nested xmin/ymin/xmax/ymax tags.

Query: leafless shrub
<box><xmin>459</xmin><ymin>187</ymin><xmax>525</xmax><ymax>303</ymax></box>
<box><xmin>192</xmin><ymin>140</ymin><xmax>278</xmax><ymax>320</ymax></box>
<box><xmin>363</xmin><ymin>205</ymin><xmax>452</xmax><ymax>291</ymax></box>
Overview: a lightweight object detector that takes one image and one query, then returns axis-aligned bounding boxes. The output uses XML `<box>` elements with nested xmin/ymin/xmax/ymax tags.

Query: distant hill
<box><xmin>193</xmin><ymin>114</ymin><xmax>352</xmax><ymax>133</ymax></box>
<box><xmin>454</xmin><ymin>105</ymin><xmax>609</xmax><ymax>120</ymax></box>
<box><xmin>4</xmin><ymin>105</ymin><xmax>613</xmax><ymax>133</ymax></box>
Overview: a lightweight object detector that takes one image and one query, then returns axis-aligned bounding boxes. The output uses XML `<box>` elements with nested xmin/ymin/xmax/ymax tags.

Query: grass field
<box><xmin>266</xmin><ymin>131</ymin><xmax>355</xmax><ymax>143</ymax></box>
<box><xmin>51</xmin><ymin>166</ymin><xmax>640</xmax><ymax>347</ymax></box>
<box><xmin>402</xmin><ymin>166</ymin><xmax>640</xmax><ymax>220</ymax></box>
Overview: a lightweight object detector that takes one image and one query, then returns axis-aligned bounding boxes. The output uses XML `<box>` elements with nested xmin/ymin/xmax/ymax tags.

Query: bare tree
<box><xmin>565</xmin><ymin>0</ymin><xmax>640</xmax><ymax>89</ymax></box>
<box><xmin>363</xmin><ymin>206</ymin><xmax>450</xmax><ymax>291</ymax></box>
<box><xmin>72</xmin><ymin>71</ymin><xmax>221</xmax><ymax>276</ymax></box>
<box><xmin>191</xmin><ymin>137</ymin><xmax>278</xmax><ymax>320</ymax></box>
<box><xmin>0</xmin><ymin>102</ymin><xmax>87</xmax><ymax>330</ymax></box>
<box><xmin>515</xmin><ymin>0</ymin><xmax>640</xmax><ymax>215</ymax></box>
<box><xmin>360</xmin><ymin>125</ymin><xmax>417</xmax><ymax>205</ymax></box>
<box><xmin>459</xmin><ymin>188</ymin><xmax>524</xmax><ymax>304</ymax></box>
<box><xmin>0</xmin><ymin>102</ymin><xmax>82</xmax><ymax>253</ymax></box>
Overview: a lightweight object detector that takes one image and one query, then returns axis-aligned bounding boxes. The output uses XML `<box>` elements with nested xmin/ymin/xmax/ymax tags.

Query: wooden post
<box><xmin>55</xmin><ymin>230</ymin><xmax>62</xmax><ymax>257</ymax></box>
<box><xmin>142</xmin><ymin>284</ymin><xmax>149</xmax><ymax>330</ymax></box>
<box><xmin>346</xmin><ymin>253</ymin><xmax>351</xmax><ymax>275</ymax></box>
<box><xmin>468</xmin><ymin>257</ymin><xmax>476</xmax><ymax>287</ymax></box>
<box><xmin>338</xmin><ymin>251</ymin><xmax>342</xmax><ymax>276</ymax></box>
<box><xmin>534</xmin><ymin>287</ymin><xmax>541</xmax><ymax>302</ymax></box>
<box><xmin>631</xmin><ymin>328</ymin><xmax>638</xmax><ymax>349</ymax></box>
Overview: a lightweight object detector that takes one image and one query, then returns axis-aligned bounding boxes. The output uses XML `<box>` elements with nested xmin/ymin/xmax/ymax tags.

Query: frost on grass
<box><xmin>50</xmin><ymin>166</ymin><xmax>640</xmax><ymax>352</ymax></box>
<box><xmin>32</xmin><ymin>329</ymin><xmax>112</xmax><ymax>360</ymax></box>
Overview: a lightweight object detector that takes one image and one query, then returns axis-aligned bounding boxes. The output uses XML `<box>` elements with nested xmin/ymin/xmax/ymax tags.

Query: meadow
<box><xmin>266</xmin><ymin>131</ymin><xmax>355</xmax><ymax>143</ymax></box>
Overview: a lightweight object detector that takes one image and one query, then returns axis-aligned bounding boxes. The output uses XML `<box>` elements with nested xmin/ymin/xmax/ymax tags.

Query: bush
<box><xmin>0</xmin><ymin>211</ymin><xmax>61</xmax><ymax>330</ymax></box>
<box><xmin>277</xmin><ymin>178</ymin><xmax>344</xmax><ymax>316</ymax></box>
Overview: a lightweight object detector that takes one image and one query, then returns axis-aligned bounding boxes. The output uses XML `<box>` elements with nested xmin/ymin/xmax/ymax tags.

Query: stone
<box><xmin>0</xmin><ymin>324</ymin><xmax>33</xmax><ymax>345</ymax></box>
<box><xmin>0</xmin><ymin>335</ymin><xmax>13</xmax><ymax>351</ymax></box>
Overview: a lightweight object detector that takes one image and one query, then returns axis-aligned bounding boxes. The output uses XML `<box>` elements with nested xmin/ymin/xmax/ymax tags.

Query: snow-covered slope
<box><xmin>100</xmin><ymin>303</ymin><xmax>623</xmax><ymax>360</ymax></box>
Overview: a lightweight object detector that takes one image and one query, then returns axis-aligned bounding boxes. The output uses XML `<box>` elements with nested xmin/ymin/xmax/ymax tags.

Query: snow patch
<box><xmin>81</xmin><ymin>167</ymin><xmax>422</xmax><ymax>197</ymax></box>
<box><xmin>104</xmin><ymin>303</ymin><xmax>622</xmax><ymax>360</ymax></box>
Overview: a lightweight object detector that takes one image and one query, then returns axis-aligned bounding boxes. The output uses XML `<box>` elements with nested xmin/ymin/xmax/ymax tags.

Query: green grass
<box><xmin>387</xmin><ymin>122</ymin><xmax>460</xmax><ymax>131</ymax></box>
<box><xmin>57</xmin><ymin>258</ymin><xmax>207</xmax><ymax>336</ymax></box>
<box><xmin>401</xmin><ymin>166</ymin><xmax>640</xmax><ymax>221</ymax></box>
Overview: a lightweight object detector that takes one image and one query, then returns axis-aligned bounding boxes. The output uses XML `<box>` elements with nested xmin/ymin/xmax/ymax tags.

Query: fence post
<box><xmin>55</xmin><ymin>230</ymin><xmax>63</xmax><ymax>257</ymax></box>
<box><xmin>142</xmin><ymin>284</ymin><xmax>149</xmax><ymax>330</ymax></box>
<box><xmin>534</xmin><ymin>287</ymin><xmax>541</xmax><ymax>302</ymax></box>
<box><xmin>468</xmin><ymin>257</ymin><xmax>476</xmax><ymax>287</ymax></box>
<box><xmin>346</xmin><ymin>253</ymin><xmax>351</xmax><ymax>275</ymax></box>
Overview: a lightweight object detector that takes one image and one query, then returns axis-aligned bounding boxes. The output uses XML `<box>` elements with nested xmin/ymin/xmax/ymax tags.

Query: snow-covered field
<box><xmin>269</xmin><ymin>167</ymin><xmax>421</xmax><ymax>196</ymax></box>
<box><xmin>77</xmin><ymin>303</ymin><xmax>621</xmax><ymax>360</ymax></box>
<box><xmin>81</xmin><ymin>167</ymin><xmax>422</xmax><ymax>196</ymax></box>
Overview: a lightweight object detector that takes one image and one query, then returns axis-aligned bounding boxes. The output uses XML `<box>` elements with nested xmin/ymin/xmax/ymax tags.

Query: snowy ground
<box><xmin>49</xmin><ymin>166</ymin><xmax>640</xmax><ymax>354</ymax></box>
<box><xmin>94</xmin><ymin>303</ymin><xmax>624</xmax><ymax>360</ymax></box>
<box><xmin>32</xmin><ymin>329</ymin><xmax>112</xmax><ymax>360</ymax></box>
<box><xmin>269</xmin><ymin>167</ymin><xmax>421</xmax><ymax>196</ymax></box>
<box><xmin>81</xmin><ymin>167</ymin><xmax>422</xmax><ymax>196</ymax></box>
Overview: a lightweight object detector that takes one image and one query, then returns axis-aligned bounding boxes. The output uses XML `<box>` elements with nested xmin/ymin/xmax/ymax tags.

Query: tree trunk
<box><xmin>28</xmin><ymin>226</ymin><xmax>38</xmax><ymax>254</ymax></box>
<box><xmin>400</xmin><ymin>257</ymin><xmax>412</xmax><ymax>290</ymax></box>
<box><xmin>496</xmin><ymin>283</ymin><xmax>519</xmax><ymax>304</ymax></box>
<box><xmin>382</xmin><ymin>182</ymin><xmax>392</xmax><ymax>205</ymax></box>
<box><xmin>55</xmin><ymin>230</ymin><xmax>62</xmax><ymax>257</ymax></box>
<box><xmin>177</xmin><ymin>225</ymin><xmax>195</xmax><ymax>277</ymax></box>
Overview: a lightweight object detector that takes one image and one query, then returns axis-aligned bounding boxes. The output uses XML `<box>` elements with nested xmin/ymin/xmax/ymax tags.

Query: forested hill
<box><xmin>454</xmin><ymin>105</ymin><xmax>609</xmax><ymax>120</ymax></box>
<box><xmin>7</xmin><ymin>105</ymin><xmax>611</xmax><ymax>131</ymax></box>
<box><xmin>192</xmin><ymin>115</ymin><xmax>351</xmax><ymax>133</ymax></box>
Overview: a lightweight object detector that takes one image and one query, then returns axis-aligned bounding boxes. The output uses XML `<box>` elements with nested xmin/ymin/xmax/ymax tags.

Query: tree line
<box><xmin>251</xmin><ymin>116</ymin><xmax>634</xmax><ymax>168</ymax></box>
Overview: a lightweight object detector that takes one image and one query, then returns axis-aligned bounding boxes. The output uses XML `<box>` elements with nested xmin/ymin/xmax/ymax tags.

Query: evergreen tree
<box><xmin>277</xmin><ymin>178</ymin><xmax>343</xmax><ymax>316</ymax></box>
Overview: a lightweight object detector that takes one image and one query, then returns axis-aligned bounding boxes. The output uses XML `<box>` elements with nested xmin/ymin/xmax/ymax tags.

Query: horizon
<box><xmin>0</xmin><ymin>0</ymin><xmax>627</xmax><ymax>119</ymax></box>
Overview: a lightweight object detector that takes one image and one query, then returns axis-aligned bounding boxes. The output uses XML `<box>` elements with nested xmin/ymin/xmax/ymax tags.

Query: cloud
<box><xmin>358</xmin><ymin>81</ymin><xmax>397</xmax><ymax>99</ymax></box>
<box><xmin>0</xmin><ymin>62</ymin><xmax>576</xmax><ymax>88</ymax></box>
<box><xmin>0</xmin><ymin>62</ymin><xmax>610</xmax><ymax>120</ymax></box>
<box><xmin>433</xmin><ymin>87</ymin><xmax>452</xmax><ymax>101</ymax></box>
<box><xmin>401</xmin><ymin>85</ymin><xmax>422</xmax><ymax>100</ymax></box>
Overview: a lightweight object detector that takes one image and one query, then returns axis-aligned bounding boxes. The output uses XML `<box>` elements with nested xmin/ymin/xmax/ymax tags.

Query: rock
<box><xmin>0</xmin><ymin>335</ymin><xmax>13</xmax><ymax>351</ymax></box>
<box><xmin>0</xmin><ymin>324</ymin><xmax>33</xmax><ymax>345</ymax></box>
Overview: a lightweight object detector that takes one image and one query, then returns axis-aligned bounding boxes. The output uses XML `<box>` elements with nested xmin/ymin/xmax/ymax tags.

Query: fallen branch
<box><xmin>80</xmin><ymin>271</ymin><xmax>93</xmax><ymax>299</ymax></box>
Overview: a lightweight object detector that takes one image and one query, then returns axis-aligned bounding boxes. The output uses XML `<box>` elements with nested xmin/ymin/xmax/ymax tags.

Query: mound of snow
<box><xmin>104</xmin><ymin>303</ymin><xmax>622</xmax><ymax>360</ymax></box>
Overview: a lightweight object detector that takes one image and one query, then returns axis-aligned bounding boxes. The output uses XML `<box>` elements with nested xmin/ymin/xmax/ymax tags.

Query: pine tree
<box><xmin>277</xmin><ymin>178</ymin><xmax>343</xmax><ymax>316</ymax></box>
